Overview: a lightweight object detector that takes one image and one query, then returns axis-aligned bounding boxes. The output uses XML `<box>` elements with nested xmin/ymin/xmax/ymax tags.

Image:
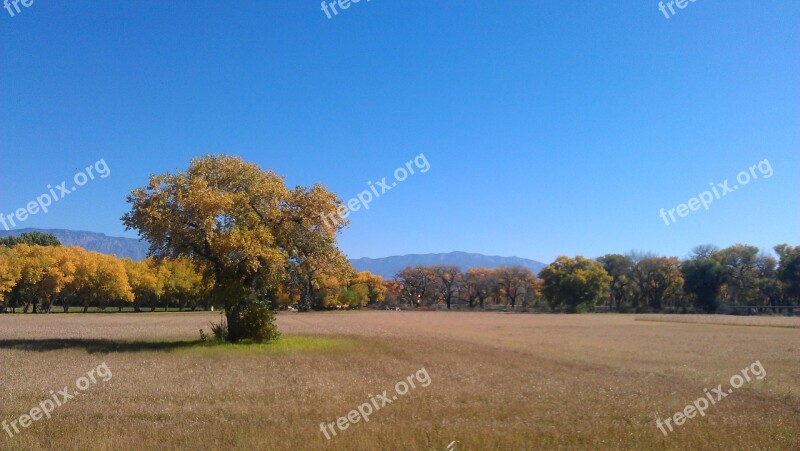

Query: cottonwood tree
<box><xmin>632</xmin><ymin>257</ymin><xmax>684</xmax><ymax>310</ymax></box>
<box><xmin>496</xmin><ymin>267</ymin><xmax>537</xmax><ymax>309</ymax></box>
<box><xmin>161</xmin><ymin>258</ymin><xmax>204</xmax><ymax>311</ymax></box>
<box><xmin>431</xmin><ymin>265</ymin><xmax>462</xmax><ymax>309</ymax></box>
<box><xmin>123</xmin><ymin>258</ymin><xmax>164</xmax><ymax>312</ymax></box>
<box><xmin>0</xmin><ymin>247</ymin><xmax>21</xmax><ymax>309</ymax></box>
<box><xmin>597</xmin><ymin>254</ymin><xmax>634</xmax><ymax>311</ymax></box>
<box><xmin>540</xmin><ymin>256</ymin><xmax>610</xmax><ymax>312</ymax></box>
<box><xmin>462</xmin><ymin>267</ymin><xmax>495</xmax><ymax>308</ymax></box>
<box><xmin>122</xmin><ymin>154</ymin><xmax>348</xmax><ymax>341</ymax></box>
<box><xmin>81</xmin><ymin>253</ymin><xmax>133</xmax><ymax>312</ymax></box>
<box><xmin>395</xmin><ymin>266</ymin><xmax>434</xmax><ymax>308</ymax></box>
<box><xmin>351</xmin><ymin>271</ymin><xmax>386</xmax><ymax>305</ymax></box>
<box><xmin>281</xmin><ymin>185</ymin><xmax>353</xmax><ymax>311</ymax></box>
<box><xmin>10</xmin><ymin>245</ymin><xmax>75</xmax><ymax>313</ymax></box>
<box><xmin>681</xmin><ymin>256</ymin><xmax>726</xmax><ymax>312</ymax></box>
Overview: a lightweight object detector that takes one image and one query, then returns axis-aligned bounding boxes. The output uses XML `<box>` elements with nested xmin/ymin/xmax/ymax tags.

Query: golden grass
<box><xmin>0</xmin><ymin>312</ymin><xmax>797</xmax><ymax>450</ymax></box>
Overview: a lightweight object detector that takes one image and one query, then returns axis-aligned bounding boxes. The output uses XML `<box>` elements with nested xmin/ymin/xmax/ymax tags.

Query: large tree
<box><xmin>122</xmin><ymin>154</ymin><xmax>348</xmax><ymax>341</ymax></box>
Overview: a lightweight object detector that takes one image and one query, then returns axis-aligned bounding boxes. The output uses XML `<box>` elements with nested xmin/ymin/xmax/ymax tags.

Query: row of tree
<box><xmin>385</xmin><ymin>244</ymin><xmax>800</xmax><ymax>312</ymax></box>
<box><xmin>3</xmin><ymin>235</ymin><xmax>798</xmax><ymax>315</ymax></box>
<box><xmin>0</xmin><ymin>233</ymin><xmax>386</xmax><ymax>314</ymax></box>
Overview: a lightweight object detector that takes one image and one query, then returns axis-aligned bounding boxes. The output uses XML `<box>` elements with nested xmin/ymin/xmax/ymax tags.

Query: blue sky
<box><xmin>1</xmin><ymin>0</ymin><xmax>798</xmax><ymax>263</ymax></box>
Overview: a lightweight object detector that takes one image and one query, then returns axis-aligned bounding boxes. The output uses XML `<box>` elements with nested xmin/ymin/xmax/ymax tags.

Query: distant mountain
<box><xmin>0</xmin><ymin>228</ymin><xmax>149</xmax><ymax>261</ymax></box>
<box><xmin>349</xmin><ymin>251</ymin><xmax>546</xmax><ymax>279</ymax></box>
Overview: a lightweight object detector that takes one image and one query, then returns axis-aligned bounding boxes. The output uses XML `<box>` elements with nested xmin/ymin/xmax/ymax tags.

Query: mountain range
<box><xmin>0</xmin><ymin>229</ymin><xmax>546</xmax><ymax>278</ymax></box>
<box><xmin>349</xmin><ymin>252</ymin><xmax>546</xmax><ymax>278</ymax></box>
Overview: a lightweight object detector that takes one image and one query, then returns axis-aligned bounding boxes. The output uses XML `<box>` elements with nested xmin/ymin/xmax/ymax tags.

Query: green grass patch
<box><xmin>193</xmin><ymin>335</ymin><xmax>353</xmax><ymax>355</ymax></box>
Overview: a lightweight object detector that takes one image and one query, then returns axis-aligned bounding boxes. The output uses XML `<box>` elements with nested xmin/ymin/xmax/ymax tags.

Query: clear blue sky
<box><xmin>1</xmin><ymin>0</ymin><xmax>798</xmax><ymax>263</ymax></box>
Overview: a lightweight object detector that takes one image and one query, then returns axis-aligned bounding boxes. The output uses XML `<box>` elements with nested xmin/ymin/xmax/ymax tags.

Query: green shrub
<box><xmin>208</xmin><ymin>313</ymin><xmax>228</xmax><ymax>341</ymax></box>
<box><xmin>237</xmin><ymin>302</ymin><xmax>281</xmax><ymax>343</ymax></box>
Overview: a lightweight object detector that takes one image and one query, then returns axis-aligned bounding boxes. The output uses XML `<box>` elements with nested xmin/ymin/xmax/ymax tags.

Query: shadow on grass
<box><xmin>0</xmin><ymin>336</ymin><xmax>350</xmax><ymax>354</ymax></box>
<box><xmin>0</xmin><ymin>338</ymin><xmax>204</xmax><ymax>353</ymax></box>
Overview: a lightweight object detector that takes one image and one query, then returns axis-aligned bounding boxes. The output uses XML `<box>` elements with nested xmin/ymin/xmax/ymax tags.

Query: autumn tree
<box><xmin>161</xmin><ymin>258</ymin><xmax>203</xmax><ymax>311</ymax></box>
<box><xmin>462</xmin><ymin>267</ymin><xmax>495</xmax><ymax>308</ymax></box>
<box><xmin>9</xmin><ymin>245</ymin><xmax>75</xmax><ymax>313</ymax></box>
<box><xmin>122</xmin><ymin>154</ymin><xmax>348</xmax><ymax>341</ymax></box>
<box><xmin>597</xmin><ymin>254</ymin><xmax>634</xmax><ymax>311</ymax></box>
<box><xmin>0</xmin><ymin>247</ymin><xmax>22</xmax><ymax>311</ymax></box>
<box><xmin>81</xmin><ymin>253</ymin><xmax>133</xmax><ymax>312</ymax></box>
<box><xmin>631</xmin><ymin>257</ymin><xmax>684</xmax><ymax>310</ymax></box>
<box><xmin>496</xmin><ymin>267</ymin><xmax>537</xmax><ymax>309</ymax></box>
<box><xmin>351</xmin><ymin>271</ymin><xmax>386</xmax><ymax>305</ymax></box>
<box><xmin>281</xmin><ymin>185</ymin><xmax>353</xmax><ymax>311</ymax></box>
<box><xmin>123</xmin><ymin>258</ymin><xmax>164</xmax><ymax>312</ymax></box>
<box><xmin>430</xmin><ymin>265</ymin><xmax>462</xmax><ymax>309</ymax></box>
<box><xmin>395</xmin><ymin>266</ymin><xmax>434</xmax><ymax>308</ymax></box>
<box><xmin>540</xmin><ymin>256</ymin><xmax>610</xmax><ymax>312</ymax></box>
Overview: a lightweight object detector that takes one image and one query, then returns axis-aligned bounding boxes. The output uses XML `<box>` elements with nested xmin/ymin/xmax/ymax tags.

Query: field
<box><xmin>0</xmin><ymin>312</ymin><xmax>798</xmax><ymax>450</ymax></box>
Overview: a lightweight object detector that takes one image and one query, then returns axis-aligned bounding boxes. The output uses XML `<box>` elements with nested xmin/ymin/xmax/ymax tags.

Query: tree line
<box><xmin>0</xmin><ymin>232</ymin><xmax>386</xmax><ymax>314</ymax></box>
<box><xmin>2</xmin><ymin>236</ymin><xmax>798</xmax><ymax>316</ymax></box>
<box><xmin>385</xmin><ymin>244</ymin><xmax>800</xmax><ymax>313</ymax></box>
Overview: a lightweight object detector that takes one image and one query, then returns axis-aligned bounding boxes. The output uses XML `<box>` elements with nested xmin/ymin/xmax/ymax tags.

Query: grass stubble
<box><xmin>0</xmin><ymin>312</ymin><xmax>797</xmax><ymax>450</ymax></box>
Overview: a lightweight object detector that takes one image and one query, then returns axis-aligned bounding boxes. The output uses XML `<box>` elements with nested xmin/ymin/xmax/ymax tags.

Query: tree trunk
<box><xmin>226</xmin><ymin>304</ymin><xmax>241</xmax><ymax>342</ymax></box>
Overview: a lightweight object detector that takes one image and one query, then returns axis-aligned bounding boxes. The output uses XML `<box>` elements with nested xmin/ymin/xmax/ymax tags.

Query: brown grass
<box><xmin>0</xmin><ymin>312</ymin><xmax>797</xmax><ymax>450</ymax></box>
<box><xmin>635</xmin><ymin>313</ymin><xmax>800</xmax><ymax>328</ymax></box>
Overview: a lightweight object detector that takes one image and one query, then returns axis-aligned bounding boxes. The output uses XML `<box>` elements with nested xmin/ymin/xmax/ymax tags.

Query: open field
<box><xmin>0</xmin><ymin>312</ymin><xmax>798</xmax><ymax>450</ymax></box>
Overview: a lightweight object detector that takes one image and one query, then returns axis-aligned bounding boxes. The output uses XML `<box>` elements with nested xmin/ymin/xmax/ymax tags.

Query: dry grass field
<box><xmin>0</xmin><ymin>312</ymin><xmax>798</xmax><ymax>450</ymax></box>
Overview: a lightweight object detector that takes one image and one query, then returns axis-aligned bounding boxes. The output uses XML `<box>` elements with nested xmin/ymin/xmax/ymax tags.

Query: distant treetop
<box><xmin>0</xmin><ymin>232</ymin><xmax>62</xmax><ymax>247</ymax></box>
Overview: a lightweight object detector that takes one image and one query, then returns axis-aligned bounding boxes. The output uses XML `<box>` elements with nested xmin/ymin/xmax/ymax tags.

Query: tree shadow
<box><xmin>0</xmin><ymin>338</ymin><xmax>204</xmax><ymax>353</ymax></box>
